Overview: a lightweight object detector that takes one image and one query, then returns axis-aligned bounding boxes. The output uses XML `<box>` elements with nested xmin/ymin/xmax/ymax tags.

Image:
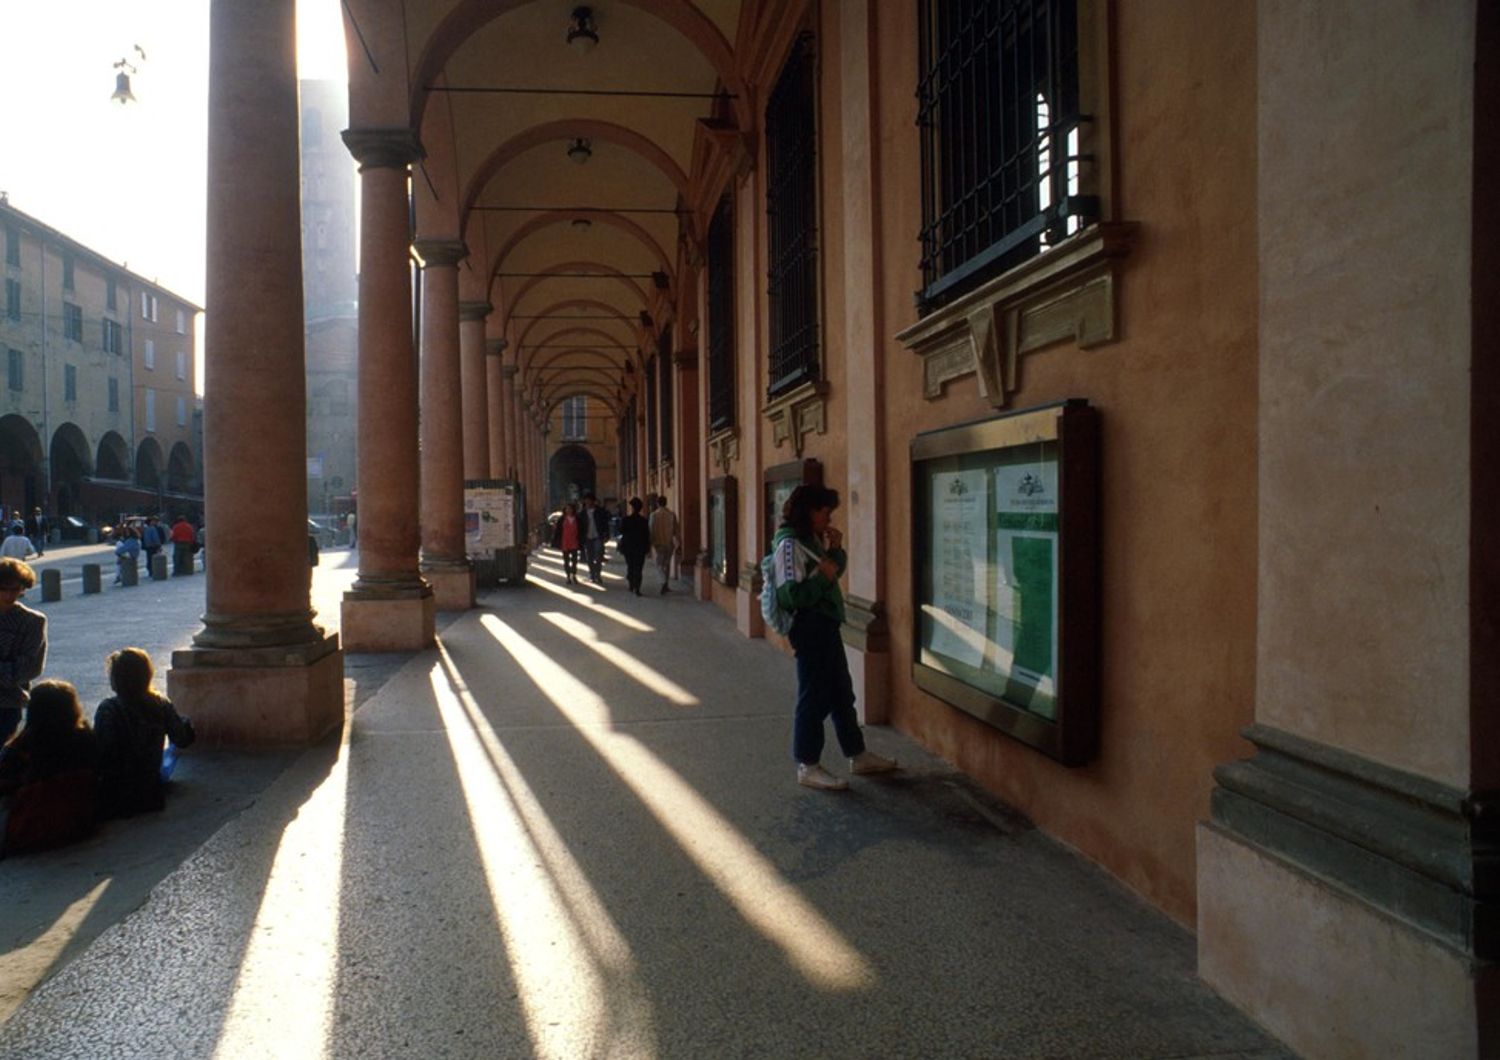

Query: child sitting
<box><xmin>0</xmin><ymin>681</ymin><xmax>100</xmax><ymax>857</ymax></box>
<box><xmin>94</xmin><ymin>648</ymin><xmax>195</xmax><ymax>816</ymax></box>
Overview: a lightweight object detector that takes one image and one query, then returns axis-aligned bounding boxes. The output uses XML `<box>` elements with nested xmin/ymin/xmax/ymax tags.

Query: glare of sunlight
<box><xmin>0</xmin><ymin>879</ymin><xmax>111</xmax><ymax>1022</ymax></box>
<box><xmin>481</xmin><ymin>614</ymin><xmax>876</xmax><ymax>991</ymax></box>
<box><xmin>525</xmin><ymin>573</ymin><xmax>655</xmax><ymax>632</ymax></box>
<box><xmin>296</xmin><ymin>0</ymin><xmax>347</xmax><ymax>80</ymax></box>
<box><xmin>212</xmin><ymin>736</ymin><xmax>350</xmax><ymax>1059</ymax></box>
<box><xmin>430</xmin><ymin>657</ymin><xmax>656</xmax><ymax>1058</ymax></box>
<box><xmin>540</xmin><ymin>611</ymin><xmax>698</xmax><ymax>706</ymax></box>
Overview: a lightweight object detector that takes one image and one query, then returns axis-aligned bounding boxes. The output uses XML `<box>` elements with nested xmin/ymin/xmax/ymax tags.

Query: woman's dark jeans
<box><xmin>788</xmin><ymin>610</ymin><xmax>866</xmax><ymax>765</ymax></box>
<box><xmin>562</xmin><ymin>549</ymin><xmax>580</xmax><ymax>581</ymax></box>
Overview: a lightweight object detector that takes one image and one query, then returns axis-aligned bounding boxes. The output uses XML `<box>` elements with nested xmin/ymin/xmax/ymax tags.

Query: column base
<box><xmin>736</xmin><ymin>580</ymin><xmax>764</xmax><ymax>638</ymax></box>
<box><xmin>1198</xmin><ymin>823</ymin><xmax>1496</xmax><ymax>1060</ymax></box>
<box><xmin>167</xmin><ymin>633</ymin><xmax>343</xmax><ymax>747</ymax></box>
<box><xmin>842</xmin><ymin>594</ymin><xmax>890</xmax><ymax>725</ymax></box>
<box><xmin>422</xmin><ymin>562</ymin><xmax>476</xmax><ymax>610</ymax></box>
<box><xmin>341</xmin><ymin>589</ymin><xmax>436</xmax><ymax>651</ymax></box>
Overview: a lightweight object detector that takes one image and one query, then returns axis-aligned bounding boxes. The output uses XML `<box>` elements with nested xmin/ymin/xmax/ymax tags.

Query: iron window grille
<box><xmin>916</xmin><ymin>0</ymin><xmax>1096</xmax><ymax>310</ymax></box>
<box><xmin>659</xmin><ymin>326</ymin><xmax>674</xmax><ymax>462</ymax></box>
<box><xmin>765</xmin><ymin>32</ymin><xmax>820</xmax><ymax>398</ymax></box>
<box><xmin>646</xmin><ymin>356</ymin><xmax>658</xmax><ymax>470</ymax></box>
<box><xmin>707</xmin><ymin>195</ymin><xmax>736</xmax><ymax>432</ymax></box>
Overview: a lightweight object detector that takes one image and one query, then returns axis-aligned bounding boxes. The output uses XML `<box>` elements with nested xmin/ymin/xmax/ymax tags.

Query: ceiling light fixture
<box><xmin>571</xmin><ymin>217</ymin><xmax>592</xmax><ymax>231</ymax></box>
<box><xmin>567</xmin><ymin>137</ymin><xmax>592</xmax><ymax>164</ymax></box>
<box><xmin>567</xmin><ymin>7</ymin><xmax>599</xmax><ymax>54</ymax></box>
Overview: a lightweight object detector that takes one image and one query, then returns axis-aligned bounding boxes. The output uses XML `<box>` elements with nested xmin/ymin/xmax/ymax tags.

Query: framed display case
<box><xmin>707</xmin><ymin>475</ymin><xmax>738</xmax><ymax>586</ymax></box>
<box><xmin>910</xmin><ymin>400</ymin><xmax>1100</xmax><ymax>765</ymax></box>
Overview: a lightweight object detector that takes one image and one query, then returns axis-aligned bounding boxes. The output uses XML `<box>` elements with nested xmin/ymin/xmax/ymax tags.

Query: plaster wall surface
<box><xmin>1256</xmin><ymin>0</ymin><xmax>1475</xmax><ymax>786</ymax></box>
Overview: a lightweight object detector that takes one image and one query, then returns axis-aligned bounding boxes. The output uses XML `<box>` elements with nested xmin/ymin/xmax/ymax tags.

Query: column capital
<box><xmin>413</xmin><ymin>238</ymin><xmax>468</xmax><ymax>268</ymax></box>
<box><xmin>460</xmin><ymin>300</ymin><xmax>494</xmax><ymax>322</ymax></box>
<box><xmin>486</xmin><ymin>338</ymin><xmax>509</xmax><ymax>357</ymax></box>
<box><xmin>341</xmin><ymin>127</ymin><xmax>425</xmax><ymax>170</ymax></box>
<box><xmin>501</xmin><ymin>362</ymin><xmax>519</xmax><ymax>377</ymax></box>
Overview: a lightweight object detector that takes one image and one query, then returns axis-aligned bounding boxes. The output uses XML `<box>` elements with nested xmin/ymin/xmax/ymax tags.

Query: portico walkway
<box><xmin>0</xmin><ymin>551</ymin><xmax>1290</xmax><ymax>1059</ymax></box>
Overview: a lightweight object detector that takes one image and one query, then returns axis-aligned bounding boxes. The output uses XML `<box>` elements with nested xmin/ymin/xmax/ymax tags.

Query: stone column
<box><xmin>501</xmin><ymin>364</ymin><xmax>519</xmax><ymax>478</ymax></box>
<box><xmin>486</xmin><ymin>339</ymin><xmax>508</xmax><ymax>478</ymax></box>
<box><xmin>837</xmin><ymin>0</ymin><xmax>889</xmax><ymax>723</ymax></box>
<box><xmin>1197</xmin><ymin>7</ymin><xmax>1496</xmax><ymax>1059</ymax></box>
<box><xmin>459</xmin><ymin>300</ymin><xmax>491</xmax><ymax>481</ymax></box>
<box><xmin>415</xmin><ymin>239</ymin><xmax>476</xmax><ymax>610</ymax></box>
<box><xmin>337</xmin><ymin>127</ymin><xmax>434</xmax><ymax>651</ymax></box>
<box><xmin>167</xmin><ymin>0</ymin><xmax>343</xmax><ymax>744</ymax></box>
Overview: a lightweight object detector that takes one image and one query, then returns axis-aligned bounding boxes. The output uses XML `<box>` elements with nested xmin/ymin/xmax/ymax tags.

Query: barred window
<box><xmin>916</xmin><ymin>0</ymin><xmax>1095</xmax><ymax>309</ymax></box>
<box><xmin>561</xmin><ymin>395</ymin><xmax>588</xmax><ymax>441</ymax></box>
<box><xmin>645</xmin><ymin>356</ymin><xmax>658</xmax><ymax>470</ymax></box>
<box><xmin>659</xmin><ymin>326</ymin><xmax>674</xmax><ymax>462</ymax></box>
<box><xmin>707</xmin><ymin>195</ymin><xmax>736</xmax><ymax>432</ymax></box>
<box><xmin>765</xmin><ymin>33</ymin><xmax>819</xmax><ymax>397</ymax></box>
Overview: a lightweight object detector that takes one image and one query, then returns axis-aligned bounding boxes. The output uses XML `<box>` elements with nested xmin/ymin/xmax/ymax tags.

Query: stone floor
<box><xmin>0</xmin><ymin>547</ymin><xmax>1294</xmax><ymax>1059</ymax></box>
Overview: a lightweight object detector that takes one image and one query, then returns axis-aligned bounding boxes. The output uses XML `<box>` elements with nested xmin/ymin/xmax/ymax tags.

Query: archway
<box><xmin>167</xmin><ymin>442</ymin><xmax>196</xmax><ymax>494</ymax></box>
<box><xmin>548</xmin><ymin>443</ymin><xmax>596</xmax><ymax>512</ymax></box>
<box><xmin>96</xmin><ymin>431</ymin><xmax>131</xmax><ymax>480</ymax></box>
<box><xmin>135</xmin><ymin>437</ymin><xmax>164</xmax><ymax>491</ymax></box>
<box><xmin>0</xmin><ymin>414</ymin><xmax>44</xmax><ymax>518</ymax></box>
<box><xmin>49</xmin><ymin>422</ymin><xmax>93</xmax><ymax>521</ymax></box>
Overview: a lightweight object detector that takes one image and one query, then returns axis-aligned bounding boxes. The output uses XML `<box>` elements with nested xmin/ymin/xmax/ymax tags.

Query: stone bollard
<box><xmin>150</xmin><ymin>553</ymin><xmax>168</xmax><ymax>581</ymax></box>
<box><xmin>82</xmin><ymin>563</ymin><xmax>102</xmax><ymax>594</ymax></box>
<box><xmin>120</xmin><ymin>556</ymin><xmax>139</xmax><ymax>587</ymax></box>
<box><xmin>41</xmin><ymin>569</ymin><xmax>61</xmax><ymax>602</ymax></box>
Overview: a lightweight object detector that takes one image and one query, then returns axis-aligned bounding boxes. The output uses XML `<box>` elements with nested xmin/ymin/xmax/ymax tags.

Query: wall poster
<box><xmin>465</xmin><ymin>485</ymin><xmax>515</xmax><ymax>557</ymax></box>
<box><xmin>707</xmin><ymin>475</ymin><xmax>738</xmax><ymax>586</ymax></box>
<box><xmin>911</xmin><ymin>400</ymin><xmax>1099</xmax><ymax>765</ymax></box>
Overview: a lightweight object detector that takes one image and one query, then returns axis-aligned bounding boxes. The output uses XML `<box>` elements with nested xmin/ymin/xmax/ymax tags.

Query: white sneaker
<box><xmin>850</xmin><ymin>750</ymin><xmax>898</xmax><ymax>775</ymax></box>
<box><xmin>797</xmin><ymin>763</ymin><xmax>848</xmax><ymax>791</ymax></box>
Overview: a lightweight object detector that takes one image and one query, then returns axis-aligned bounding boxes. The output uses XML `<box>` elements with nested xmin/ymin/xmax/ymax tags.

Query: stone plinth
<box><xmin>422</xmin><ymin>563</ymin><xmax>476</xmax><ymax>611</ymax></box>
<box><xmin>342</xmin><ymin>589</ymin><xmax>435</xmax><ymax>651</ymax></box>
<box><xmin>40</xmin><ymin>570</ymin><xmax>60</xmax><ymax>602</ymax></box>
<box><xmin>168</xmin><ymin>633</ymin><xmax>343</xmax><ymax>747</ymax></box>
<box><xmin>82</xmin><ymin>564</ymin><xmax>101</xmax><ymax>594</ymax></box>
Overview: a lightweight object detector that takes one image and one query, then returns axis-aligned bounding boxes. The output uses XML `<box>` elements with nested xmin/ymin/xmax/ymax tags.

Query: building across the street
<box><xmin>0</xmin><ymin>196</ymin><xmax>202</xmax><ymax>533</ymax></box>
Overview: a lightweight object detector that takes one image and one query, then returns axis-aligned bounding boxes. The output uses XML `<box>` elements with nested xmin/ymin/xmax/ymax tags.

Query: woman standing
<box><xmin>551</xmin><ymin>502</ymin><xmax>584</xmax><ymax>585</ymax></box>
<box><xmin>771</xmin><ymin>485</ymin><xmax>897</xmax><ymax>790</ymax></box>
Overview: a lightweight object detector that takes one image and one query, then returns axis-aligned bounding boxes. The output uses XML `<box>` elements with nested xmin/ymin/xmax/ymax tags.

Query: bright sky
<box><xmin>0</xmin><ymin>0</ymin><xmax>347</xmax><ymax>385</ymax></box>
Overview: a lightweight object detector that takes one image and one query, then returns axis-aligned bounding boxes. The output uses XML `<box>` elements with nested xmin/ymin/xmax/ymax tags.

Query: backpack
<box><xmin>759</xmin><ymin>538</ymin><xmax>814</xmax><ymax>636</ymax></box>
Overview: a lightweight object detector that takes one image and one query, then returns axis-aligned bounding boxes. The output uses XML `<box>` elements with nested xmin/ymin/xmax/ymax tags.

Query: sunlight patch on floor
<box><xmin>0</xmin><ymin>878</ymin><xmax>110</xmax><ymax>1022</ymax></box>
<box><xmin>540</xmin><ymin>611</ymin><xmax>698</xmax><ymax>706</ymax></box>
<box><xmin>524</xmin><ymin>573</ymin><xmax>654</xmax><ymax>632</ymax></box>
<box><xmin>431</xmin><ymin>653</ymin><xmax>655</xmax><ymax>1058</ymax></box>
<box><xmin>212</xmin><ymin>737</ymin><xmax>350</xmax><ymax>1059</ymax></box>
<box><xmin>481</xmin><ymin>613</ymin><xmax>875</xmax><ymax>992</ymax></box>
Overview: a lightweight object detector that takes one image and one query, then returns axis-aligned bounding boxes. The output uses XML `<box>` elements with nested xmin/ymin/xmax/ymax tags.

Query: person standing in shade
<box><xmin>580</xmin><ymin>492</ymin><xmax>609</xmax><ymax>584</ymax></box>
<box><xmin>25</xmin><ymin>508</ymin><xmax>45</xmax><ymax>557</ymax></box>
<box><xmin>648</xmin><ymin>494</ymin><xmax>679</xmax><ymax>594</ymax></box>
<box><xmin>617</xmin><ymin>497</ymin><xmax>651</xmax><ymax>596</ymax></box>
<box><xmin>0</xmin><ymin>558</ymin><xmax>46</xmax><ymax>745</ymax></box>
<box><xmin>771</xmin><ymin>484</ymin><xmax>896</xmax><ymax>791</ymax></box>
<box><xmin>169</xmin><ymin>515</ymin><xmax>196</xmax><ymax>574</ymax></box>
<box><xmin>141</xmin><ymin>516</ymin><xmax>164</xmax><ymax>578</ymax></box>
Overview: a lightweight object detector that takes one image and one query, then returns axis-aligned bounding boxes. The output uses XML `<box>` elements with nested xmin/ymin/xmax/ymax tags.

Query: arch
<box><xmin>463</xmin><ymin>120</ymin><xmax>691</xmax><ymax>223</ymax></box>
<box><xmin>519</xmin><ymin>326</ymin><xmax>636</xmax><ymax>373</ymax></box>
<box><xmin>49</xmin><ymin>423</ymin><xmax>93</xmax><ymax>523</ymax></box>
<box><xmin>167</xmin><ymin>442</ymin><xmax>197</xmax><ymax>494</ymax></box>
<box><xmin>548</xmin><ymin>443</ymin><xmax>597</xmax><ymax>511</ymax></box>
<box><xmin>515</xmin><ymin>299</ymin><xmax>638</xmax><ymax>350</ymax></box>
<box><xmin>540</xmin><ymin>383</ymin><xmax>625</xmax><ymax>420</ymax></box>
<box><xmin>498</xmin><ymin>261</ymin><xmax>649</xmax><ymax>319</ymax></box>
<box><xmin>490</xmin><ymin>210</ymin><xmax>675</xmax><ymax>285</ymax></box>
<box><xmin>135</xmin><ymin>437</ymin><xmax>165</xmax><ymax>489</ymax></box>
<box><xmin>96</xmin><ymin>431</ymin><xmax>131</xmax><ymax>480</ymax></box>
<box><xmin>0</xmin><ymin>415</ymin><xmax>44</xmax><ymax>518</ymax></box>
<box><xmin>413</xmin><ymin>0</ymin><xmax>748</xmax><ymax>136</ymax></box>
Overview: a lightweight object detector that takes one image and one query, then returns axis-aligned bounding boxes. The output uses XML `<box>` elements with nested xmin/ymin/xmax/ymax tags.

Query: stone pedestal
<box><xmin>841</xmin><ymin>594</ymin><xmax>889</xmax><ymax>726</ymax></box>
<box><xmin>40</xmin><ymin>569</ymin><xmax>60</xmax><ymax>602</ymax></box>
<box><xmin>120</xmin><ymin>556</ymin><xmax>138</xmax><ymax>586</ymax></box>
<box><xmin>423</xmin><ymin>563</ymin><xmax>476</xmax><ymax>611</ymax></box>
<box><xmin>341</xmin><ymin>588</ymin><xmax>435</xmax><ymax>652</ymax></box>
<box><xmin>736</xmin><ymin>566</ymin><xmax>764</xmax><ymax>638</ymax></box>
<box><xmin>82</xmin><ymin>564</ymin><xmax>101</xmax><ymax>594</ymax></box>
<box><xmin>168</xmin><ymin>634</ymin><xmax>344</xmax><ymax>746</ymax></box>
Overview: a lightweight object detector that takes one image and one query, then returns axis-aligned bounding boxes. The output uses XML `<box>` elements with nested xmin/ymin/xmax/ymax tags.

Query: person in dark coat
<box><xmin>0</xmin><ymin>680</ymin><xmax>98</xmax><ymax>857</ymax></box>
<box><xmin>94</xmin><ymin>647</ymin><xmax>195</xmax><ymax>817</ymax></box>
<box><xmin>617</xmin><ymin>497</ymin><xmax>651</xmax><ymax>596</ymax></box>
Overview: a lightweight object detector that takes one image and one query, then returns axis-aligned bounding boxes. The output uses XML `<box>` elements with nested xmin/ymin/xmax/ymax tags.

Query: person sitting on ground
<box><xmin>0</xmin><ymin>680</ymin><xmax>99</xmax><ymax>858</ymax></box>
<box><xmin>0</xmin><ymin>525</ymin><xmax>34</xmax><ymax>560</ymax></box>
<box><xmin>0</xmin><ymin>558</ymin><xmax>46</xmax><ymax>745</ymax></box>
<box><xmin>113</xmin><ymin>526</ymin><xmax>141</xmax><ymax>585</ymax></box>
<box><xmin>94</xmin><ymin>647</ymin><xmax>196</xmax><ymax>817</ymax></box>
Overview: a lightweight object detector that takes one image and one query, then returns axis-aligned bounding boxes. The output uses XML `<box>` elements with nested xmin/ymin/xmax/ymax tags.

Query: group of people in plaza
<box><xmin>547</xmin><ymin>484</ymin><xmax>894</xmax><ymax>790</ymax></box>
<box><xmin>111</xmin><ymin>514</ymin><xmax>201</xmax><ymax>583</ymax></box>
<box><xmin>0</xmin><ymin>557</ymin><xmax>195</xmax><ymax>858</ymax></box>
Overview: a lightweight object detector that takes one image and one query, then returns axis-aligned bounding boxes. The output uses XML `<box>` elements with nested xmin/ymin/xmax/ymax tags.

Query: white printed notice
<box><xmin>927</xmin><ymin>468</ymin><xmax>990</xmax><ymax>669</ymax></box>
<box><xmin>465</xmin><ymin>488</ymin><xmax>514</xmax><ymax>556</ymax></box>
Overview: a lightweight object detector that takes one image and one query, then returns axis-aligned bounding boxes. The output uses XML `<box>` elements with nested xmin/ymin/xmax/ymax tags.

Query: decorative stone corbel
<box><xmin>707</xmin><ymin>427</ymin><xmax>740</xmax><ymax>474</ymax></box>
<box><xmin>762</xmin><ymin>380</ymin><xmax>829</xmax><ymax>455</ymax></box>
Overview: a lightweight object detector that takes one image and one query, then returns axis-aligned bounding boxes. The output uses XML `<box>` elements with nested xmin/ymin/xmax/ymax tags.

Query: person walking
<box><xmin>141</xmin><ymin>516</ymin><xmax>164</xmax><ymax>578</ymax></box>
<box><xmin>169</xmin><ymin>515</ymin><xmax>196</xmax><ymax>574</ymax></box>
<box><xmin>770</xmin><ymin>484</ymin><xmax>896</xmax><ymax>791</ymax></box>
<box><xmin>0</xmin><ymin>526</ymin><xmax>34</xmax><ymax>561</ymax></box>
<box><xmin>25</xmin><ymin>508</ymin><xmax>46</xmax><ymax>557</ymax></box>
<box><xmin>552</xmin><ymin>502</ymin><xmax>584</xmax><ymax>585</ymax></box>
<box><xmin>647</xmin><ymin>494</ymin><xmax>679</xmax><ymax>594</ymax></box>
<box><xmin>580</xmin><ymin>493</ymin><xmax>609</xmax><ymax>584</ymax></box>
<box><xmin>617</xmin><ymin>497</ymin><xmax>651</xmax><ymax>596</ymax></box>
<box><xmin>0</xmin><ymin>558</ymin><xmax>46</xmax><ymax>745</ymax></box>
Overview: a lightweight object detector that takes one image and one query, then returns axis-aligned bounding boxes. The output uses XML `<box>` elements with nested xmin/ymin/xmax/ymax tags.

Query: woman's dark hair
<box><xmin>630</xmin><ymin>497</ymin><xmax>644</xmax><ymax>513</ymax></box>
<box><xmin>0</xmin><ymin>557</ymin><xmax>37</xmax><ymax>590</ymax></box>
<box><xmin>781</xmin><ymin>485</ymin><xmax>840</xmax><ymax>537</ymax></box>
<box><xmin>108</xmin><ymin>647</ymin><xmax>158</xmax><ymax>701</ymax></box>
<box><xmin>8</xmin><ymin>680</ymin><xmax>86</xmax><ymax>749</ymax></box>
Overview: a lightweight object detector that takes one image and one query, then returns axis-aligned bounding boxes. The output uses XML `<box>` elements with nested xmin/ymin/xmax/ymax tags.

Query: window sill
<box><xmin>761</xmin><ymin>378</ymin><xmax>828</xmax><ymax>455</ymax></box>
<box><xmin>708</xmin><ymin>426</ymin><xmax>740</xmax><ymax>473</ymax></box>
<box><xmin>897</xmin><ymin>222</ymin><xmax>1136</xmax><ymax>407</ymax></box>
